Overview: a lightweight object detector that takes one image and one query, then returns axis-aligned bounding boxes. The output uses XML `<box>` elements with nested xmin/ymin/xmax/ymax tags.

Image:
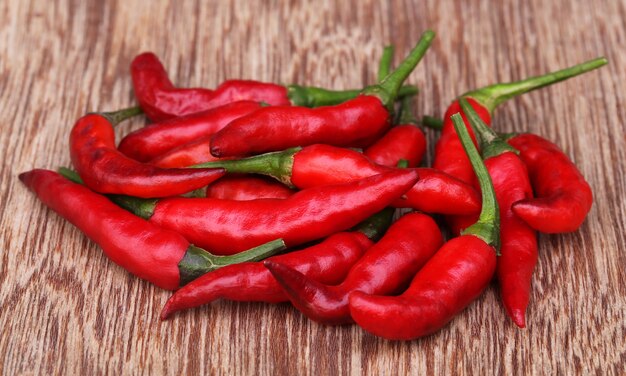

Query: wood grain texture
<box><xmin>1</xmin><ymin>0</ymin><xmax>625</xmax><ymax>374</ymax></box>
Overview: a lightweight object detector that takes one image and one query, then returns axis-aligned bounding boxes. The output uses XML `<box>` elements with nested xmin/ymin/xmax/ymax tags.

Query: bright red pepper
<box><xmin>194</xmin><ymin>143</ymin><xmax>479</xmax><ymax>215</ymax></box>
<box><xmin>209</xmin><ymin>31</ymin><xmax>435</xmax><ymax>157</ymax></box>
<box><xmin>433</xmin><ymin>58</ymin><xmax>607</xmax><ymax>185</ymax></box>
<box><xmin>19</xmin><ymin>169</ymin><xmax>286</xmax><ymax>290</ymax></box>
<box><xmin>159</xmin><ymin>209</ymin><xmax>394</xmax><ymax>319</ymax></box>
<box><xmin>508</xmin><ymin>133</ymin><xmax>593</xmax><ymax>233</ymax></box>
<box><xmin>205</xmin><ymin>176</ymin><xmax>294</xmax><ymax>200</ymax></box>
<box><xmin>118</xmin><ymin>101</ymin><xmax>264</xmax><ymax>162</ymax></box>
<box><xmin>458</xmin><ymin>99</ymin><xmax>537</xmax><ymax>328</ymax></box>
<box><xmin>70</xmin><ymin>108</ymin><xmax>225</xmax><ymax>198</ymax></box>
<box><xmin>132</xmin><ymin>52</ymin><xmax>418</xmax><ymax>122</ymax></box>
<box><xmin>265</xmin><ymin>211</ymin><xmax>443</xmax><ymax>325</ymax></box>
<box><xmin>348</xmin><ymin>112</ymin><xmax>499</xmax><ymax>340</ymax></box>
<box><xmin>112</xmin><ymin>170</ymin><xmax>418</xmax><ymax>255</ymax></box>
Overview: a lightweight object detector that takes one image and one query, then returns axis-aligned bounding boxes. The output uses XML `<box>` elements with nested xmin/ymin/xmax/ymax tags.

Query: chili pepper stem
<box><xmin>58</xmin><ymin>167</ymin><xmax>83</xmax><ymax>184</ymax></box>
<box><xmin>378</xmin><ymin>45</ymin><xmax>395</xmax><ymax>82</ymax></box>
<box><xmin>353</xmin><ymin>207</ymin><xmax>395</xmax><ymax>242</ymax></box>
<box><xmin>192</xmin><ymin>148</ymin><xmax>300</xmax><ymax>187</ymax></box>
<box><xmin>363</xmin><ymin>30</ymin><xmax>435</xmax><ymax>109</ymax></box>
<box><xmin>178</xmin><ymin>239</ymin><xmax>287</xmax><ymax>286</ymax></box>
<box><xmin>398</xmin><ymin>96</ymin><xmax>419</xmax><ymax>125</ymax></box>
<box><xmin>286</xmin><ymin>85</ymin><xmax>419</xmax><ymax>108</ymax></box>
<box><xmin>421</xmin><ymin>115</ymin><xmax>444</xmax><ymax>130</ymax></box>
<box><xmin>451</xmin><ymin>113</ymin><xmax>500</xmax><ymax>251</ymax></box>
<box><xmin>459</xmin><ymin>99</ymin><xmax>517</xmax><ymax>159</ymax></box>
<box><xmin>98</xmin><ymin>106</ymin><xmax>143</xmax><ymax>126</ymax></box>
<box><xmin>463</xmin><ymin>57</ymin><xmax>608</xmax><ymax>113</ymax></box>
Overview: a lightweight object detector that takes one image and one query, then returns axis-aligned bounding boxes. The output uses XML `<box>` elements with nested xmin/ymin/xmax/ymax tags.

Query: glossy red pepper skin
<box><xmin>19</xmin><ymin>169</ymin><xmax>188</xmax><ymax>290</ymax></box>
<box><xmin>292</xmin><ymin>144</ymin><xmax>480</xmax><ymax>215</ymax></box>
<box><xmin>149</xmin><ymin>170</ymin><xmax>418</xmax><ymax>255</ymax></box>
<box><xmin>160</xmin><ymin>231</ymin><xmax>372</xmax><ymax>319</ymax></box>
<box><xmin>210</xmin><ymin>95</ymin><xmax>391</xmax><ymax>157</ymax></box>
<box><xmin>131</xmin><ymin>52</ymin><xmax>290</xmax><ymax>122</ymax></box>
<box><xmin>508</xmin><ymin>134</ymin><xmax>593</xmax><ymax>233</ymax></box>
<box><xmin>150</xmin><ymin>138</ymin><xmax>227</xmax><ymax>168</ymax></box>
<box><xmin>69</xmin><ymin>113</ymin><xmax>225</xmax><ymax>198</ymax></box>
<box><xmin>118</xmin><ymin>101</ymin><xmax>263</xmax><ymax>162</ymax></box>
<box><xmin>265</xmin><ymin>212</ymin><xmax>443</xmax><ymax>325</ymax></box>
<box><xmin>349</xmin><ymin>235</ymin><xmax>496</xmax><ymax>340</ymax></box>
<box><xmin>364</xmin><ymin>125</ymin><xmax>427</xmax><ymax>167</ymax></box>
<box><xmin>205</xmin><ymin>176</ymin><xmax>293</xmax><ymax>200</ymax></box>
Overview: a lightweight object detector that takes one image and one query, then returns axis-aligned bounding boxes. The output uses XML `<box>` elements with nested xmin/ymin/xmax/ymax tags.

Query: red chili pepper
<box><xmin>159</xmin><ymin>209</ymin><xmax>394</xmax><ymax>319</ymax></box>
<box><xmin>205</xmin><ymin>176</ymin><xmax>294</xmax><ymax>200</ymax></box>
<box><xmin>149</xmin><ymin>137</ymin><xmax>227</xmax><ymax>168</ymax></box>
<box><xmin>194</xmin><ymin>144</ymin><xmax>479</xmax><ymax>215</ymax></box>
<box><xmin>459</xmin><ymin>99</ymin><xmax>537</xmax><ymax>328</ymax></box>
<box><xmin>118</xmin><ymin>101</ymin><xmax>264</xmax><ymax>162</ymax></box>
<box><xmin>507</xmin><ymin>133</ymin><xmax>593</xmax><ymax>233</ymax></box>
<box><xmin>264</xmin><ymin>211</ymin><xmax>443</xmax><ymax>325</ymax></box>
<box><xmin>112</xmin><ymin>169</ymin><xmax>418</xmax><ymax>255</ymax></box>
<box><xmin>132</xmin><ymin>52</ymin><xmax>418</xmax><ymax>122</ymax></box>
<box><xmin>19</xmin><ymin>169</ymin><xmax>286</xmax><ymax>290</ymax></box>
<box><xmin>209</xmin><ymin>31</ymin><xmax>435</xmax><ymax>157</ymax></box>
<box><xmin>364</xmin><ymin>96</ymin><xmax>427</xmax><ymax>168</ymax></box>
<box><xmin>433</xmin><ymin>58</ymin><xmax>607</xmax><ymax>185</ymax></box>
<box><xmin>70</xmin><ymin>108</ymin><xmax>225</xmax><ymax>198</ymax></box>
<box><xmin>348</xmin><ymin>112</ymin><xmax>499</xmax><ymax>340</ymax></box>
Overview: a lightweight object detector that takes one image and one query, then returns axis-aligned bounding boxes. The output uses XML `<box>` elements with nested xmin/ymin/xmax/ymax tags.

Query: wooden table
<box><xmin>1</xmin><ymin>0</ymin><xmax>624</xmax><ymax>374</ymax></box>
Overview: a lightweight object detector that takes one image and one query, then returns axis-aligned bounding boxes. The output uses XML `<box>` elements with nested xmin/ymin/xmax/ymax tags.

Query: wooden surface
<box><xmin>1</xmin><ymin>0</ymin><xmax>625</xmax><ymax>374</ymax></box>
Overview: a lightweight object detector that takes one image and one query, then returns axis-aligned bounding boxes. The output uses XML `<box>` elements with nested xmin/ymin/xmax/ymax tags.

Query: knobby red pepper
<box><xmin>70</xmin><ymin>107</ymin><xmax>225</xmax><ymax>198</ymax></box>
<box><xmin>265</xmin><ymin>211</ymin><xmax>443</xmax><ymax>325</ymax></box>
<box><xmin>508</xmin><ymin>133</ymin><xmax>593</xmax><ymax>233</ymax></box>
<box><xmin>348</xmin><ymin>112</ymin><xmax>499</xmax><ymax>340</ymax></box>
<box><xmin>459</xmin><ymin>99</ymin><xmax>537</xmax><ymax>328</ymax></box>
<box><xmin>159</xmin><ymin>209</ymin><xmax>394</xmax><ymax>319</ymax></box>
<box><xmin>209</xmin><ymin>31</ymin><xmax>435</xmax><ymax>157</ymax></box>
<box><xmin>132</xmin><ymin>52</ymin><xmax>418</xmax><ymax>122</ymax></box>
<box><xmin>118</xmin><ymin>101</ymin><xmax>264</xmax><ymax>162</ymax></box>
<box><xmin>205</xmin><ymin>176</ymin><xmax>294</xmax><ymax>200</ymax></box>
<box><xmin>194</xmin><ymin>144</ymin><xmax>479</xmax><ymax>215</ymax></box>
<box><xmin>112</xmin><ymin>170</ymin><xmax>418</xmax><ymax>255</ymax></box>
<box><xmin>19</xmin><ymin>169</ymin><xmax>286</xmax><ymax>290</ymax></box>
<box><xmin>433</xmin><ymin>58</ymin><xmax>607</xmax><ymax>185</ymax></box>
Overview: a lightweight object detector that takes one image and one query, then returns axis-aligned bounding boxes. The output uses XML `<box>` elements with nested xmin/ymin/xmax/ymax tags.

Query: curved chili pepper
<box><xmin>19</xmin><ymin>169</ymin><xmax>286</xmax><ymax>290</ymax></box>
<box><xmin>159</xmin><ymin>209</ymin><xmax>394</xmax><ymax>319</ymax></box>
<box><xmin>433</xmin><ymin>58</ymin><xmax>607</xmax><ymax>184</ymax></box>
<box><xmin>348</xmin><ymin>112</ymin><xmax>499</xmax><ymax>340</ymax></box>
<box><xmin>132</xmin><ymin>52</ymin><xmax>418</xmax><ymax>122</ymax></box>
<box><xmin>459</xmin><ymin>99</ymin><xmax>537</xmax><ymax>328</ymax></box>
<box><xmin>194</xmin><ymin>144</ymin><xmax>479</xmax><ymax>215</ymax></box>
<box><xmin>118</xmin><ymin>101</ymin><xmax>264</xmax><ymax>162</ymax></box>
<box><xmin>507</xmin><ymin>133</ymin><xmax>593</xmax><ymax>233</ymax></box>
<box><xmin>209</xmin><ymin>31</ymin><xmax>435</xmax><ymax>157</ymax></box>
<box><xmin>264</xmin><ymin>211</ymin><xmax>443</xmax><ymax>325</ymax></box>
<box><xmin>70</xmin><ymin>108</ymin><xmax>225</xmax><ymax>198</ymax></box>
<box><xmin>112</xmin><ymin>169</ymin><xmax>418</xmax><ymax>255</ymax></box>
<box><xmin>364</xmin><ymin>96</ymin><xmax>427</xmax><ymax>168</ymax></box>
<box><xmin>205</xmin><ymin>176</ymin><xmax>294</xmax><ymax>200</ymax></box>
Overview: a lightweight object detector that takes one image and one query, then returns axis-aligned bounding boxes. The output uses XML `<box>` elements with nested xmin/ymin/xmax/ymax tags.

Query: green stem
<box><xmin>287</xmin><ymin>85</ymin><xmax>418</xmax><ymax>108</ymax></box>
<box><xmin>191</xmin><ymin>148</ymin><xmax>300</xmax><ymax>187</ymax></box>
<box><xmin>421</xmin><ymin>115</ymin><xmax>443</xmax><ymax>130</ymax></box>
<box><xmin>58</xmin><ymin>167</ymin><xmax>83</xmax><ymax>184</ymax></box>
<box><xmin>178</xmin><ymin>239</ymin><xmax>287</xmax><ymax>286</ymax></box>
<box><xmin>463</xmin><ymin>57</ymin><xmax>608</xmax><ymax>113</ymax></box>
<box><xmin>459</xmin><ymin>98</ymin><xmax>517</xmax><ymax>159</ymax></box>
<box><xmin>98</xmin><ymin>106</ymin><xmax>143</xmax><ymax>126</ymax></box>
<box><xmin>363</xmin><ymin>30</ymin><xmax>435</xmax><ymax>109</ymax></box>
<box><xmin>354</xmin><ymin>207</ymin><xmax>395</xmax><ymax>242</ymax></box>
<box><xmin>451</xmin><ymin>113</ymin><xmax>500</xmax><ymax>251</ymax></box>
<box><xmin>378</xmin><ymin>45</ymin><xmax>395</xmax><ymax>82</ymax></box>
<box><xmin>398</xmin><ymin>96</ymin><xmax>418</xmax><ymax>125</ymax></box>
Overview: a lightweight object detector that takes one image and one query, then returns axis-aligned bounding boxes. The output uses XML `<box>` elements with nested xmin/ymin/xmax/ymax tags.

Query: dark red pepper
<box><xmin>348</xmin><ymin>112</ymin><xmax>499</xmax><ymax>340</ymax></box>
<box><xmin>194</xmin><ymin>143</ymin><xmax>480</xmax><ymax>215</ymax></box>
<box><xmin>265</xmin><ymin>211</ymin><xmax>443</xmax><ymax>325</ymax></box>
<box><xmin>209</xmin><ymin>31</ymin><xmax>435</xmax><ymax>157</ymax></box>
<box><xmin>159</xmin><ymin>209</ymin><xmax>394</xmax><ymax>319</ymax></box>
<box><xmin>70</xmin><ymin>108</ymin><xmax>225</xmax><ymax>198</ymax></box>
<box><xmin>205</xmin><ymin>176</ymin><xmax>294</xmax><ymax>201</ymax></box>
<box><xmin>118</xmin><ymin>101</ymin><xmax>264</xmax><ymax>162</ymax></box>
<box><xmin>112</xmin><ymin>170</ymin><xmax>419</xmax><ymax>255</ymax></box>
<box><xmin>508</xmin><ymin>133</ymin><xmax>593</xmax><ymax>233</ymax></box>
<box><xmin>19</xmin><ymin>169</ymin><xmax>286</xmax><ymax>290</ymax></box>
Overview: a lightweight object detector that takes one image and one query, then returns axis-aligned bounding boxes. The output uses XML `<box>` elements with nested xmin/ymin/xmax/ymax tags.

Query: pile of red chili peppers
<box><xmin>20</xmin><ymin>30</ymin><xmax>607</xmax><ymax>340</ymax></box>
